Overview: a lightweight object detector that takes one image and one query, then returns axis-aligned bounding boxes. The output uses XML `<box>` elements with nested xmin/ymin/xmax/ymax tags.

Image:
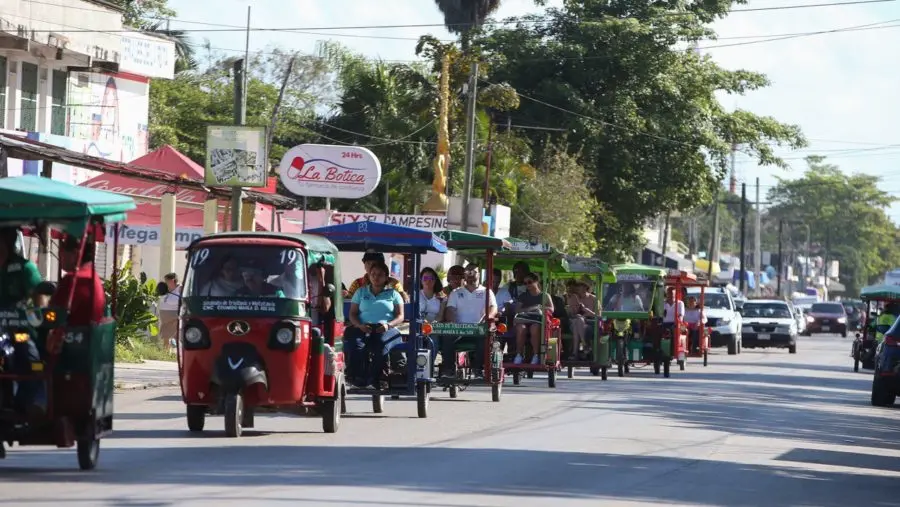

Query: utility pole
<box><xmin>776</xmin><ymin>219</ymin><xmax>784</xmax><ymax>297</ymax></box>
<box><xmin>482</xmin><ymin>117</ymin><xmax>493</xmax><ymax>217</ymax></box>
<box><xmin>460</xmin><ymin>12</ymin><xmax>481</xmax><ymax>232</ymax></box>
<box><xmin>754</xmin><ymin>177</ymin><xmax>762</xmax><ymax>296</ymax></box>
<box><xmin>229</xmin><ymin>6</ymin><xmax>251</xmax><ymax>232</ymax></box>
<box><xmin>230</xmin><ymin>58</ymin><xmax>246</xmax><ymax>231</ymax></box>
<box><xmin>266</xmin><ymin>53</ymin><xmax>296</xmax><ymax>162</ymax></box>
<box><xmin>708</xmin><ymin>188</ymin><xmax>720</xmax><ymax>280</ymax></box>
<box><xmin>661</xmin><ymin>211</ymin><xmax>670</xmax><ymax>269</ymax></box>
<box><xmin>739</xmin><ymin>183</ymin><xmax>747</xmax><ymax>293</ymax></box>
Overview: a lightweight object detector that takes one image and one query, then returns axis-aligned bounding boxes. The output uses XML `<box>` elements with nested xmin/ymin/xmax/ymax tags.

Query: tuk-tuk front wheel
<box><xmin>663</xmin><ymin>360</ymin><xmax>671</xmax><ymax>378</ymax></box>
<box><xmin>224</xmin><ymin>393</ymin><xmax>244</xmax><ymax>438</ymax></box>
<box><xmin>512</xmin><ymin>371</ymin><xmax>521</xmax><ymax>385</ymax></box>
<box><xmin>416</xmin><ymin>383</ymin><xmax>429</xmax><ymax>418</ymax></box>
<box><xmin>703</xmin><ymin>350</ymin><xmax>708</xmax><ymax>367</ymax></box>
<box><xmin>548</xmin><ymin>368</ymin><xmax>557</xmax><ymax>388</ymax></box>
<box><xmin>372</xmin><ymin>394</ymin><xmax>385</xmax><ymax>413</ymax></box>
<box><xmin>449</xmin><ymin>385</ymin><xmax>459</xmax><ymax>398</ymax></box>
<box><xmin>186</xmin><ymin>405</ymin><xmax>206</xmax><ymax>432</ymax></box>
<box><xmin>491</xmin><ymin>381</ymin><xmax>502</xmax><ymax>402</ymax></box>
<box><xmin>653</xmin><ymin>360</ymin><xmax>661</xmax><ymax>375</ymax></box>
<box><xmin>678</xmin><ymin>360</ymin><xmax>685</xmax><ymax>371</ymax></box>
<box><xmin>601</xmin><ymin>367</ymin><xmax>608</xmax><ymax>381</ymax></box>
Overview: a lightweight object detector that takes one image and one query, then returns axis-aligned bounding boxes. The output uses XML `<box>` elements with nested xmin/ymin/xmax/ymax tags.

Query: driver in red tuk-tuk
<box><xmin>662</xmin><ymin>288</ymin><xmax>684</xmax><ymax>334</ymax></box>
<box><xmin>683</xmin><ymin>296</ymin><xmax>706</xmax><ymax>352</ymax></box>
<box><xmin>52</xmin><ymin>235</ymin><xmax>106</xmax><ymax>327</ymax></box>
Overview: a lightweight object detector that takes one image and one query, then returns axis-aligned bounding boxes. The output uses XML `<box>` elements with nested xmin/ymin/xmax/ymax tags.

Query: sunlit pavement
<box><xmin>3</xmin><ymin>335</ymin><xmax>899</xmax><ymax>507</ymax></box>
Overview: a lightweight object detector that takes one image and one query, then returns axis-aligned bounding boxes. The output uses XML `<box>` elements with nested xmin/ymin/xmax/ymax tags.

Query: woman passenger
<box><xmin>683</xmin><ymin>296</ymin><xmax>707</xmax><ymax>351</ymax></box>
<box><xmin>567</xmin><ymin>281</ymin><xmax>597</xmax><ymax>359</ymax></box>
<box><xmin>200</xmin><ymin>256</ymin><xmax>244</xmax><ymax>297</ymax></box>
<box><xmin>513</xmin><ymin>272</ymin><xmax>554</xmax><ymax>365</ymax></box>
<box><xmin>347</xmin><ymin>262</ymin><xmax>405</xmax><ymax>390</ymax></box>
<box><xmin>419</xmin><ymin>267</ymin><xmax>444</xmax><ymax>322</ymax></box>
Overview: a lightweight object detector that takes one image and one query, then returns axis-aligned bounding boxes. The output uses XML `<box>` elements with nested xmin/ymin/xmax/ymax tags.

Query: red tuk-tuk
<box><xmin>663</xmin><ymin>271</ymin><xmax>703</xmax><ymax>371</ymax></box>
<box><xmin>174</xmin><ymin>232</ymin><xmax>346</xmax><ymax>436</ymax></box>
<box><xmin>666</xmin><ymin>271</ymin><xmax>711</xmax><ymax>367</ymax></box>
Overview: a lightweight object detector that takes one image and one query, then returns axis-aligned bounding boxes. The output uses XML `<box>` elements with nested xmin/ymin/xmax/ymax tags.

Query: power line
<box><xmin>14</xmin><ymin>0</ymin><xmax>895</xmax><ymax>34</ymax></box>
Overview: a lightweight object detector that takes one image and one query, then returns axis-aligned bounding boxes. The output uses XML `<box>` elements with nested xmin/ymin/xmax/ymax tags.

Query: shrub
<box><xmin>103</xmin><ymin>261</ymin><xmax>159</xmax><ymax>347</ymax></box>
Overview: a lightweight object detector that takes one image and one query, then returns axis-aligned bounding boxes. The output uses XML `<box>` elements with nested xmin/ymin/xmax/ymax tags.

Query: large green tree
<box><xmin>766</xmin><ymin>156</ymin><xmax>900</xmax><ymax>295</ymax></box>
<box><xmin>481</xmin><ymin>0</ymin><xmax>806</xmax><ymax>259</ymax></box>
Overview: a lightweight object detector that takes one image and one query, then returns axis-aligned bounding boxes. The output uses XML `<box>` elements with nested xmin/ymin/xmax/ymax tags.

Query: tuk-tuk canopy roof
<box><xmin>188</xmin><ymin>231</ymin><xmax>340</xmax><ymax>265</ymax></box>
<box><xmin>305</xmin><ymin>221</ymin><xmax>448</xmax><ymax>253</ymax></box>
<box><xmin>860</xmin><ymin>284</ymin><xmax>900</xmax><ymax>301</ymax></box>
<box><xmin>0</xmin><ymin>175</ymin><xmax>135</xmax><ymax>232</ymax></box>
<box><xmin>612</xmin><ymin>263</ymin><xmax>668</xmax><ymax>278</ymax></box>
<box><xmin>665</xmin><ymin>270</ymin><xmax>707</xmax><ymax>287</ymax></box>
<box><xmin>434</xmin><ymin>230</ymin><xmax>510</xmax><ymax>251</ymax></box>
<box><xmin>559</xmin><ymin>255</ymin><xmax>616</xmax><ymax>282</ymax></box>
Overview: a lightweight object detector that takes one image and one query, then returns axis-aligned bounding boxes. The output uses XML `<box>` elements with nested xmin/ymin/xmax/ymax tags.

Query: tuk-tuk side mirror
<box><xmin>156</xmin><ymin>282</ymin><xmax>169</xmax><ymax>296</ymax></box>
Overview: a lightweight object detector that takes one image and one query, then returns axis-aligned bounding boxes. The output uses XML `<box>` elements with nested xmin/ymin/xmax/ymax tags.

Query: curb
<box><xmin>115</xmin><ymin>380</ymin><xmax>180</xmax><ymax>391</ymax></box>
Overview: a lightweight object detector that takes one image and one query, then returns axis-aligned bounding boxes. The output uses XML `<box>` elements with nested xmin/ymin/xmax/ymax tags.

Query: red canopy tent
<box><xmin>80</xmin><ymin>145</ymin><xmax>299</xmax><ymax>232</ymax></box>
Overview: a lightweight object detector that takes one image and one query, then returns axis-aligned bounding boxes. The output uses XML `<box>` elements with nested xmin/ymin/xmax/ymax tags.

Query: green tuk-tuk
<box><xmin>558</xmin><ymin>256</ymin><xmax>616</xmax><ymax>380</ymax></box>
<box><xmin>0</xmin><ymin>175</ymin><xmax>135</xmax><ymax>469</ymax></box>
<box><xmin>429</xmin><ymin>230</ymin><xmax>510</xmax><ymax>402</ymax></box>
<box><xmin>602</xmin><ymin>264</ymin><xmax>672</xmax><ymax>377</ymax></box>
<box><xmin>483</xmin><ymin>238</ymin><xmax>569</xmax><ymax>388</ymax></box>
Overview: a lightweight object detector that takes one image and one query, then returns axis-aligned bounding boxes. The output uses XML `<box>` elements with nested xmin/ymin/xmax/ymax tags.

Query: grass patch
<box><xmin>115</xmin><ymin>338</ymin><xmax>176</xmax><ymax>363</ymax></box>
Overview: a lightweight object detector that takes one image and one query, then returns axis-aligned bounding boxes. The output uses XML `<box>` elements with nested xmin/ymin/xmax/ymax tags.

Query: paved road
<box><xmin>3</xmin><ymin>335</ymin><xmax>900</xmax><ymax>507</ymax></box>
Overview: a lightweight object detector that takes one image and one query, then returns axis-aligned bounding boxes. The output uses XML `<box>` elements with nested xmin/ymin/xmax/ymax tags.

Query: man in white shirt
<box><xmin>158</xmin><ymin>273</ymin><xmax>181</xmax><ymax>351</ymax></box>
<box><xmin>441</xmin><ymin>264</ymin><xmax>498</xmax><ymax>378</ymax></box>
<box><xmin>663</xmin><ymin>288</ymin><xmax>685</xmax><ymax>325</ymax></box>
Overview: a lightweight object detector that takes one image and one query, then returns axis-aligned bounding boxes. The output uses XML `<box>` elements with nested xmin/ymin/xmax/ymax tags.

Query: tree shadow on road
<box><xmin>0</xmin><ymin>445</ymin><xmax>897</xmax><ymax>507</ymax></box>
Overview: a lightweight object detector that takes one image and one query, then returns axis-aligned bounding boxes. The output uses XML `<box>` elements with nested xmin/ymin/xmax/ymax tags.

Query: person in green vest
<box><xmin>0</xmin><ymin>227</ymin><xmax>45</xmax><ymax>416</ymax></box>
<box><xmin>875</xmin><ymin>302</ymin><xmax>900</xmax><ymax>343</ymax></box>
<box><xmin>0</xmin><ymin>227</ymin><xmax>41</xmax><ymax>307</ymax></box>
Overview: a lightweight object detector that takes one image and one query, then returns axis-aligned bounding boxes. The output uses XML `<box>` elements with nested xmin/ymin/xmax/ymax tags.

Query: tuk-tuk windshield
<box><xmin>184</xmin><ymin>245</ymin><xmax>307</xmax><ymax>299</ymax></box>
<box><xmin>603</xmin><ymin>280</ymin><xmax>655</xmax><ymax>312</ymax></box>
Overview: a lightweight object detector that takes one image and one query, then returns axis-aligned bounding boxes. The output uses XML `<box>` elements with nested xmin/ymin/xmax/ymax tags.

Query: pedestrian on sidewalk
<box><xmin>158</xmin><ymin>273</ymin><xmax>181</xmax><ymax>351</ymax></box>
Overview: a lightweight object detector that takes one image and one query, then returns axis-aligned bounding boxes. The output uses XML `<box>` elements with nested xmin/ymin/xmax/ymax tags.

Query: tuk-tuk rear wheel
<box><xmin>0</xmin><ymin>442</ymin><xmax>6</xmax><ymax>459</ymax></box>
<box><xmin>76</xmin><ymin>437</ymin><xmax>99</xmax><ymax>471</ymax></box>
<box><xmin>322</xmin><ymin>380</ymin><xmax>343</xmax><ymax>434</ymax></box>
<box><xmin>567</xmin><ymin>366</ymin><xmax>574</xmax><ymax>379</ymax></box>
<box><xmin>703</xmin><ymin>350</ymin><xmax>708</xmax><ymax>367</ymax></box>
<box><xmin>224</xmin><ymin>393</ymin><xmax>243</xmax><ymax>438</ymax></box>
<box><xmin>548</xmin><ymin>368</ymin><xmax>557</xmax><ymax>388</ymax></box>
<box><xmin>678</xmin><ymin>360</ymin><xmax>685</xmax><ymax>371</ymax></box>
<box><xmin>513</xmin><ymin>371</ymin><xmax>521</xmax><ymax>385</ymax></box>
<box><xmin>663</xmin><ymin>360</ymin><xmax>671</xmax><ymax>378</ymax></box>
<box><xmin>492</xmin><ymin>381</ymin><xmax>502</xmax><ymax>402</ymax></box>
<box><xmin>372</xmin><ymin>395</ymin><xmax>385</xmax><ymax>413</ymax></box>
<box><xmin>601</xmin><ymin>367</ymin><xmax>608</xmax><ymax>381</ymax></box>
<box><xmin>449</xmin><ymin>385</ymin><xmax>458</xmax><ymax>398</ymax></box>
<box><xmin>186</xmin><ymin>405</ymin><xmax>206</xmax><ymax>432</ymax></box>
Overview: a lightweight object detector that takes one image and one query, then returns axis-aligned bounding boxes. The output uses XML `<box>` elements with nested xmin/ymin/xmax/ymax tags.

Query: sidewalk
<box><xmin>115</xmin><ymin>360</ymin><xmax>179</xmax><ymax>390</ymax></box>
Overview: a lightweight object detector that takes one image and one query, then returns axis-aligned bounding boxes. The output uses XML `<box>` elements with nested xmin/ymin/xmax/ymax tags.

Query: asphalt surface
<box><xmin>3</xmin><ymin>334</ymin><xmax>899</xmax><ymax>507</ymax></box>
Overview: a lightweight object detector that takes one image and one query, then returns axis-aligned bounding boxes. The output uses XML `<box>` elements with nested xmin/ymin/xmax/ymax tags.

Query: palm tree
<box><xmin>433</xmin><ymin>0</ymin><xmax>502</xmax><ymax>38</ymax></box>
<box><xmin>145</xmin><ymin>21</ymin><xmax>197</xmax><ymax>73</ymax></box>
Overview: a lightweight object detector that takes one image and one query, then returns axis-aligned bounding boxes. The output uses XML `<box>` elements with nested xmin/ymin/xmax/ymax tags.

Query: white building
<box><xmin>0</xmin><ymin>0</ymin><xmax>175</xmax><ymax>279</ymax></box>
<box><xmin>0</xmin><ymin>0</ymin><xmax>174</xmax><ymax>183</ymax></box>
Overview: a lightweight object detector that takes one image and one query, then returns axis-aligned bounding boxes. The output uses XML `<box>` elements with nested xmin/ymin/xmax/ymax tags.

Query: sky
<box><xmin>167</xmin><ymin>0</ymin><xmax>900</xmax><ymax>220</ymax></box>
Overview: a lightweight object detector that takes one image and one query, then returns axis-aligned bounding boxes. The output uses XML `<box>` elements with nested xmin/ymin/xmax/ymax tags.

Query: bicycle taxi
<box><xmin>665</xmin><ymin>270</ymin><xmax>711</xmax><ymax>369</ymax></box>
<box><xmin>304</xmin><ymin>221</ymin><xmax>447</xmax><ymax>418</ymax></box>
<box><xmin>492</xmin><ymin>238</ymin><xmax>568</xmax><ymax>388</ymax></box>
<box><xmin>0</xmin><ymin>175</ymin><xmax>135</xmax><ymax>469</ymax></box>
<box><xmin>427</xmin><ymin>230</ymin><xmax>509</xmax><ymax>402</ymax></box>
<box><xmin>853</xmin><ymin>284</ymin><xmax>900</xmax><ymax>373</ymax></box>
<box><xmin>176</xmin><ymin>231</ymin><xmax>346</xmax><ymax>437</ymax></box>
<box><xmin>558</xmin><ymin>256</ymin><xmax>617</xmax><ymax>380</ymax></box>
<box><xmin>602</xmin><ymin>264</ymin><xmax>672</xmax><ymax>377</ymax></box>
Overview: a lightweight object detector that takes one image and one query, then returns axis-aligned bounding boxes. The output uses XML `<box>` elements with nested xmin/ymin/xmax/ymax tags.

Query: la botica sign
<box><xmin>278</xmin><ymin>144</ymin><xmax>381</xmax><ymax>199</ymax></box>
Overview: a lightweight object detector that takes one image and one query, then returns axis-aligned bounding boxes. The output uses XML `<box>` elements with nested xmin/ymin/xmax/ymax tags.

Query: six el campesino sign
<box><xmin>278</xmin><ymin>144</ymin><xmax>382</xmax><ymax>199</ymax></box>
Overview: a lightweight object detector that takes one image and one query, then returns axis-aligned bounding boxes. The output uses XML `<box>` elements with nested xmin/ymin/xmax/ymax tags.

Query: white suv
<box><xmin>686</xmin><ymin>287</ymin><xmax>743</xmax><ymax>355</ymax></box>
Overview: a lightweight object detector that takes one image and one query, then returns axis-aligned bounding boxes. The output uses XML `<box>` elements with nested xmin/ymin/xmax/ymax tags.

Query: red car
<box><xmin>804</xmin><ymin>302</ymin><xmax>848</xmax><ymax>337</ymax></box>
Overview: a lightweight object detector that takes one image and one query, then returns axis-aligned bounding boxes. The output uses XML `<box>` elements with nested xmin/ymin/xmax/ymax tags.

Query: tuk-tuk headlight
<box><xmin>275</xmin><ymin>327</ymin><xmax>294</xmax><ymax>345</ymax></box>
<box><xmin>184</xmin><ymin>327</ymin><xmax>203</xmax><ymax>344</ymax></box>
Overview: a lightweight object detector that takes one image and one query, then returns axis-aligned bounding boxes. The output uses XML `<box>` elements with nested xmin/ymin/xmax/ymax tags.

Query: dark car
<box><xmin>805</xmin><ymin>302</ymin><xmax>848</xmax><ymax>337</ymax></box>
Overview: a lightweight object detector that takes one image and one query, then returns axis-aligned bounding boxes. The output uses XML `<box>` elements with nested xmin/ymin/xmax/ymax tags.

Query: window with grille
<box><xmin>0</xmin><ymin>57</ymin><xmax>7</xmax><ymax>129</ymax></box>
<box><xmin>50</xmin><ymin>70</ymin><xmax>67</xmax><ymax>135</ymax></box>
<box><xmin>19</xmin><ymin>62</ymin><xmax>37</xmax><ymax>132</ymax></box>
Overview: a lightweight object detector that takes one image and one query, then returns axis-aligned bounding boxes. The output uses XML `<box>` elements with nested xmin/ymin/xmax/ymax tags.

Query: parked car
<box><xmin>740</xmin><ymin>299</ymin><xmax>798</xmax><ymax>353</ymax></box>
<box><xmin>686</xmin><ymin>287</ymin><xmax>742</xmax><ymax>355</ymax></box>
<box><xmin>805</xmin><ymin>301</ymin><xmax>848</xmax><ymax>337</ymax></box>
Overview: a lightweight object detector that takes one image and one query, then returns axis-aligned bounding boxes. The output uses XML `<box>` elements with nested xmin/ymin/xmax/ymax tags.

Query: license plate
<box><xmin>758</xmin><ymin>334</ymin><xmax>770</xmax><ymax>340</ymax></box>
<box><xmin>822</xmin><ymin>326</ymin><xmax>830</xmax><ymax>332</ymax></box>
